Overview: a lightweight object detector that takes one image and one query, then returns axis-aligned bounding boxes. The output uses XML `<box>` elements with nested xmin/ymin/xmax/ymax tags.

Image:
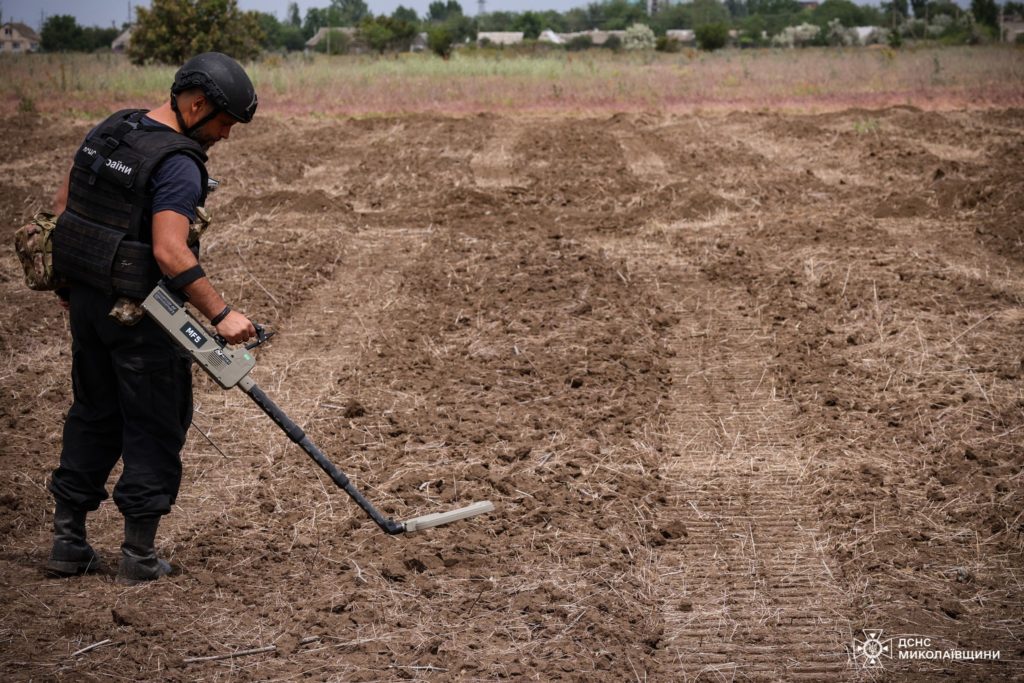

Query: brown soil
<box><xmin>1</xmin><ymin>108</ymin><xmax>1022</xmax><ymax>681</ymax></box>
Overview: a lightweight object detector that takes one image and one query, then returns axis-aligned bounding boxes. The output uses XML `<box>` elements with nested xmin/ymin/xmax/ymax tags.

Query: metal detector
<box><xmin>141</xmin><ymin>281</ymin><xmax>494</xmax><ymax>535</ymax></box>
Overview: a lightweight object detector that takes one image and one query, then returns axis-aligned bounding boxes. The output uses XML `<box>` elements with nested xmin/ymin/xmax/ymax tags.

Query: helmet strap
<box><xmin>171</xmin><ymin>92</ymin><xmax>220</xmax><ymax>140</ymax></box>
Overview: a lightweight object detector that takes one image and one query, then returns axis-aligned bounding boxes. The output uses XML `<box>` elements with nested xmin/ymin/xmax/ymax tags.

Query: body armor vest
<box><xmin>53</xmin><ymin>109</ymin><xmax>209</xmax><ymax>299</ymax></box>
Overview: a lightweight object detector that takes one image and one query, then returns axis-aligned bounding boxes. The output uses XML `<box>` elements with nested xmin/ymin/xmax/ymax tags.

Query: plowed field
<box><xmin>1</xmin><ymin>107</ymin><xmax>1022</xmax><ymax>681</ymax></box>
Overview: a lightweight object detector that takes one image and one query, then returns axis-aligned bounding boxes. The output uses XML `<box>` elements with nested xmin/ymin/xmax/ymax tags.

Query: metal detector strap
<box><xmin>240</xmin><ymin>381</ymin><xmax>405</xmax><ymax>535</ymax></box>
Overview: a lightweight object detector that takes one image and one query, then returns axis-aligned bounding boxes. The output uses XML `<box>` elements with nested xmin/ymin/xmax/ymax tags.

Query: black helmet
<box><xmin>172</xmin><ymin>52</ymin><xmax>257</xmax><ymax>124</ymax></box>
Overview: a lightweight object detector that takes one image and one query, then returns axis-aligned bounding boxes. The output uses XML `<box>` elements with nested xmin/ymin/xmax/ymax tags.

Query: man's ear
<box><xmin>190</xmin><ymin>94</ymin><xmax>208</xmax><ymax>114</ymax></box>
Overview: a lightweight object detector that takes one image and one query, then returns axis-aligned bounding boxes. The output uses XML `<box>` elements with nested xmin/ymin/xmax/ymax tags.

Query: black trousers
<box><xmin>49</xmin><ymin>285</ymin><xmax>193</xmax><ymax>518</ymax></box>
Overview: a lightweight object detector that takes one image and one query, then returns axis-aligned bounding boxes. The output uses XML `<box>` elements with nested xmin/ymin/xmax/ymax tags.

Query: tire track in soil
<box><xmin>470</xmin><ymin>117</ymin><xmax>522</xmax><ymax>188</ymax></box>
<box><xmin>601</xmin><ymin>123</ymin><xmax>855</xmax><ymax>680</ymax></box>
<box><xmin>656</xmin><ymin>275</ymin><xmax>854</xmax><ymax>681</ymax></box>
<box><xmin>610</xmin><ymin>127</ymin><xmax>670</xmax><ymax>184</ymax></box>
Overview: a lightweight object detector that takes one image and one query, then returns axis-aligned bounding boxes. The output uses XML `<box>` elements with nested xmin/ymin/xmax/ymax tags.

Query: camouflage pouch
<box><xmin>107</xmin><ymin>207</ymin><xmax>213</xmax><ymax>327</ymax></box>
<box><xmin>189</xmin><ymin>206</ymin><xmax>212</xmax><ymax>246</ymax></box>
<box><xmin>13</xmin><ymin>211</ymin><xmax>66</xmax><ymax>291</ymax></box>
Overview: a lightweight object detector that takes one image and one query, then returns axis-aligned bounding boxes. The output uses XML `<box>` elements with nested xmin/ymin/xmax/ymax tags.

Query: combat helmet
<box><xmin>170</xmin><ymin>52</ymin><xmax>258</xmax><ymax>136</ymax></box>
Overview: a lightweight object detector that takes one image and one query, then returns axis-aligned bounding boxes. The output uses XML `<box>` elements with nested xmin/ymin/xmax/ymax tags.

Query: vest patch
<box><xmin>106</xmin><ymin>158</ymin><xmax>133</xmax><ymax>176</ymax></box>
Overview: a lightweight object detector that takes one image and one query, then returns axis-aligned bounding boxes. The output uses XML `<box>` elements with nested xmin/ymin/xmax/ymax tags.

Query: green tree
<box><xmin>392</xmin><ymin>5</ymin><xmax>420</xmax><ymax>23</ymax></box>
<box><xmin>810</xmin><ymin>0</ymin><xmax>866</xmax><ymax>29</ymax></box>
<box><xmin>129</xmin><ymin>0</ymin><xmax>263</xmax><ymax>65</ymax></box>
<box><xmin>880</xmin><ymin>0</ymin><xmax>909</xmax><ymax>23</ymax></box>
<box><xmin>724</xmin><ymin>0</ymin><xmax>747</xmax><ymax>18</ymax></box>
<box><xmin>586</xmin><ymin>0</ymin><xmax>647</xmax><ymax>30</ymax></box>
<box><xmin>256</xmin><ymin>11</ymin><xmax>304</xmax><ymax>50</ymax></box>
<box><xmin>428</xmin><ymin>0</ymin><xmax>464</xmax><ymax>22</ymax></box>
<box><xmin>303</xmin><ymin>7</ymin><xmax>329</xmax><ymax>38</ymax></box>
<box><xmin>695</xmin><ymin>21</ymin><xmax>729</xmax><ymax>48</ymax></box>
<box><xmin>690</xmin><ymin>0</ymin><xmax>731</xmax><ymax>25</ymax></box>
<box><xmin>359</xmin><ymin>14</ymin><xmax>418</xmax><ymax>52</ymax></box>
<box><xmin>287</xmin><ymin>2</ymin><xmax>301</xmax><ymax>26</ymax></box>
<box><xmin>41</xmin><ymin>15</ymin><xmax>84</xmax><ymax>51</ymax></box>
<box><xmin>331</xmin><ymin>0</ymin><xmax>369</xmax><ymax>26</ymax></box>
<box><xmin>927</xmin><ymin>0</ymin><xmax>961</xmax><ymax>18</ymax></box>
<box><xmin>746</xmin><ymin>0</ymin><xmax>804</xmax><ymax>35</ymax></box>
<box><xmin>650</xmin><ymin>3</ymin><xmax>693</xmax><ymax>32</ymax></box>
<box><xmin>256</xmin><ymin>11</ymin><xmax>282</xmax><ymax>48</ymax></box>
<box><xmin>478</xmin><ymin>11</ymin><xmax>517</xmax><ymax>30</ymax></box>
<box><xmin>538</xmin><ymin>10</ymin><xmax>570</xmax><ymax>32</ymax></box>
<box><xmin>563</xmin><ymin>7</ymin><xmax>592</xmax><ymax>31</ymax></box>
<box><xmin>515</xmin><ymin>11</ymin><xmax>543</xmax><ymax>38</ymax></box>
<box><xmin>970</xmin><ymin>0</ymin><xmax>998</xmax><ymax>27</ymax></box>
<box><xmin>427</xmin><ymin>24</ymin><xmax>454</xmax><ymax>57</ymax></box>
<box><xmin>444</xmin><ymin>13</ymin><xmax>477</xmax><ymax>43</ymax></box>
<box><xmin>80</xmin><ymin>25</ymin><xmax>120</xmax><ymax>50</ymax></box>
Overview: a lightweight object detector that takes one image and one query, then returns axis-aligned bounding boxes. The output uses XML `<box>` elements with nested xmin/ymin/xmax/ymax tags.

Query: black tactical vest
<box><xmin>53</xmin><ymin>109</ymin><xmax>209</xmax><ymax>299</ymax></box>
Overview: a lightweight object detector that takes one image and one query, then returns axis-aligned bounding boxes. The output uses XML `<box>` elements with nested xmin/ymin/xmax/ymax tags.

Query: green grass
<box><xmin>2</xmin><ymin>46</ymin><xmax>1022</xmax><ymax>117</ymax></box>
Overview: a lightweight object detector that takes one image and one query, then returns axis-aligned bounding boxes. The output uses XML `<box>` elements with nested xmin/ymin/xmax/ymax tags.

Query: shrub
<box><xmin>771</xmin><ymin>22</ymin><xmax>821</xmax><ymax>47</ymax></box>
<box><xmin>1017</xmin><ymin>32</ymin><xmax>1024</xmax><ymax>44</ymax></box>
<box><xmin>604</xmin><ymin>34</ymin><xmax>623</xmax><ymax>51</ymax></box>
<box><xmin>566</xmin><ymin>34</ymin><xmax>594</xmax><ymax>51</ymax></box>
<box><xmin>656</xmin><ymin>36</ymin><xmax>683</xmax><ymax>52</ymax></box>
<box><xmin>827</xmin><ymin>18</ymin><xmax>853</xmax><ymax>44</ymax></box>
<box><xmin>695</xmin><ymin>23</ymin><xmax>729</xmax><ymax>51</ymax></box>
<box><xmin>623</xmin><ymin>23</ymin><xmax>656</xmax><ymax>50</ymax></box>
<box><xmin>428</xmin><ymin>25</ymin><xmax>455</xmax><ymax>58</ymax></box>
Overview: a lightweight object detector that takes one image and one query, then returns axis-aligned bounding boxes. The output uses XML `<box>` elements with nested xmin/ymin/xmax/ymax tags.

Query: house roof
<box><xmin>305</xmin><ymin>26</ymin><xmax>358</xmax><ymax>48</ymax></box>
<box><xmin>3</xmin><ymin>22</ymin><xmax>40</xmax><ymax>42</ymax></box>
<box><xmin>538</xmin><ymin>29</ymin><xmax>564</xmax><ymax>44</ymax></box>
<box><xmin>478</xmin><ymin>32</ymin><xmax>524</xmax><ymax>45</ymax></box>
<box><xmin>666</xmin><ymin>29</ymin><xmax>695</xmax><ymax>41</ymax></box>
<box><xmin>112</xmin><ymin>27</ymin><xmax>132</xmax><ymax>50</ymax></box>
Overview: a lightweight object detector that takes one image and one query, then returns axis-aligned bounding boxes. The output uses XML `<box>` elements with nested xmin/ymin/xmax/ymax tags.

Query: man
<box><xmin>46</xmin><ymin>53</ymin><xmax>258</xmax><ymax>585</ymax></box>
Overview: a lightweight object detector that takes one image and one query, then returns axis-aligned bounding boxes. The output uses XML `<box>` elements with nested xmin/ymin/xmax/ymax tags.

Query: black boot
<box><xmin>116</xmin><ymin>516</ymin><xmax>172</xmax><ymax>585</ymax></box>
<box><xmin>46</xmin><ymin>502</ymin><xmax>101</xmax><ymax>576</ymax></box>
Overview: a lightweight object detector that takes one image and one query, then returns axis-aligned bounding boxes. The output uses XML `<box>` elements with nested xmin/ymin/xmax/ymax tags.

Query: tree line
<box><xmin>36</xmin><ymin>0</ymin><xmax>1022</xmax><ymax>63</ymax></box>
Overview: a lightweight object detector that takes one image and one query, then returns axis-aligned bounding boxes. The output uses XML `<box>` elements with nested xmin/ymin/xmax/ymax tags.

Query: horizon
<box><xmin>0</xmin><ymin>0</ymin><xmax>941</xmax><ymax>31</ymax></box>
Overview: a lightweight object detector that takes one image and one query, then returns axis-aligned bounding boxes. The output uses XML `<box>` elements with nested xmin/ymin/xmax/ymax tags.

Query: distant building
<box><xmin>1</xmin><ymin>22</ymin><xmax>40</xmax><ymax>53</ymax></box>
<box><xmin>1004</xmin><ymin>20</ymin><xmax>1024</xmax><ymax>42</ymax></box>
<box><xmin>112</xmin><ymin>27</ymin><xmax>132</xmax><ymax>53</ymax></box>
<box><xmin>477</xmin><ymin>31</ymin><xmax>525</xmax><ymax>46</ymax></box>
<box><xmin>666</xmin><ymin>29</ymin><xmax>696</xmax><ymax>45</ymax></box>
<box><xmin>853</xmin><ymin>26</ymin><xmax>879</xmax><ymax>44</ymax></box>
<box><xmin>538</xmin><ymin>29</ymin><xmax>564</xmax><ymax>44</ymax></box>
<box><xmin>305</xmin><ymin>26</ymin><xmax>360</xmax><ymax>52</ymax></box>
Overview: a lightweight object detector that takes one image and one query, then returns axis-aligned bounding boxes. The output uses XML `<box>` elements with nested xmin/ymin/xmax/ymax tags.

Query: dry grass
<box><xmin>1</xmin><ymin>46</ymin><xmax>1022</xmax><ymax>118</ymax></box>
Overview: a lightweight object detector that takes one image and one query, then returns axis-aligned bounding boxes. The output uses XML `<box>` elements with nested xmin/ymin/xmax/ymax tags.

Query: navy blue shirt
<box><xmin>142</xmin><ymin>115</ymin><xmax>203</xmax><ymax>222</ymax></box>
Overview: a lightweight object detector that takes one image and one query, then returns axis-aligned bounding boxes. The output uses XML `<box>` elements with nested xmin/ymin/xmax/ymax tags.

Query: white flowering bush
<box><xmin>827</xmin><ymin>18</ymin><xmax>859</xmax><ymax>46</ymax></box>
<box><xmin>927</xmin><ymin>14</ymin><xmax>953</xmax><ymax>37</ymax></box>
<box><xmin>624</xmin><ymin>23</ymin><xmax>657</xmax><ymax>51</ymax></box>
<box><xmin>771</xmin><ymin>23</ymin><xmax>821</xmax><ymax>47</ymax></box>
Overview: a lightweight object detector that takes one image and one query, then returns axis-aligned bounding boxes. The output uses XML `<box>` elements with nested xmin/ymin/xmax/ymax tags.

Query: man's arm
<box><xmin>53</xmin><ymin>165</ymin><xmax>71</xmax><ymax>215</ymax></box>
<box><xmin>151</xmin><ymin>210</ymin><xmax>255</xmax><ymax>344</ymax></box>
<box><xmin>53</xmin><ymin>166</ymin><xmax>73</xmax><ymax>309</ymax></box>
